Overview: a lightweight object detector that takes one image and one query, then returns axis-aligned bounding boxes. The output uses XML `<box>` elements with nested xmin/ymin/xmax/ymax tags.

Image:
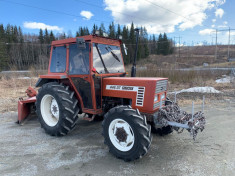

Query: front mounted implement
<box><xmin>17</xmin><ymin>87</ymin><xmax>37</xmax><ymax>124</ymax></box>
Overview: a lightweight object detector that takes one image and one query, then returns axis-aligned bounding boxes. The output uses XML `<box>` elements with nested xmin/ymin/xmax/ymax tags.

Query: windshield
<box><xmin>93</xmin><ymin>43</ymin><xmax>125</xmax><ymax>74</ymax></box>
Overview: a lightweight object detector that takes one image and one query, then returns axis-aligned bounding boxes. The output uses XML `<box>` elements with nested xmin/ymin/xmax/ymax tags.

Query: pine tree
<box><xmin>49</xmin><ymin>31</ymin><xmax>55</xmax><ymax>42</ymax></box>
<box><xmin>44</xmin><ymin>28</ymin><xmax>50</xmax><ymax>44</ymax></box>
<box><xmin>12</xmin><ymin>25</ymin><xmax>18</xmax><ymax>43</ymax></box>
<box><xmin>122</xmin><ymin>25</ymin><xmax>129</xmax><ymax>64</ymax></box>
<box><xmin>129</xmin><ymin>22</ymin><xmax>135</xmax><ymax>44</ymax></box>
<box><xmin>157</xmin><ymin>33</ymin><xmax>163</xmax><ymax>54</ymax></box>
<box><xmin>38</xmin><ymin>29</ymin><xmax>44</xmax><ymax>44</ymax></box>
<box><xmin>18</xmin><ymin>27</ymin><xmax>24</xmax><ymax>43</ymax></box>
<box><xmin>117</xmin><ymin>24</ymin><xmax>121</xmax><ymax>38</ymax></box>
<box><xmin>84</xmin><ymin>27</ymin><xmax>89</xmax><ymax>35</ymax></box>
<box><xmin>92</xmin><ymin>24</ymin><xmax>98</xmax><ymax>34</ymax></box>
<box><xmin>76</xmin><ymin>31</ymin><xmax>79</xmax><ymax>37</ymax></box>
<box><xmin>162</xmin><ymin>33</ymin><xmax>169</xmax><ymax>55</ymax></box>
<box><xmin>0</xmin><ymin>24</ymin><xmax>9</xmax><ymax>71</ymax></box>
<box><xmin>99</xmin><ymin>23</ymin><xmax>106</xmax><ymax>36</ymax></box>
<box><xmin>152</xmin><ymin>34</ymin><xmax>156</xmax><ymax>54</ymax></box>
<box><xmin>108</xmin><ymin>22</ymin><xmax>115</xmax><ymax>38</ymax></box>
<box><xmin>6</xmin><ymin>24</ymin><xmax>12</xmax><ymax>43</ymax></box>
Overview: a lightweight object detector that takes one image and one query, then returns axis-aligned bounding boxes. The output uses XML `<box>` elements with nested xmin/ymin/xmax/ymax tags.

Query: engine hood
<box><xmin>102</xmin><ymin>77</ymin><xmax>168</xmax><ymax>114</ymax></box>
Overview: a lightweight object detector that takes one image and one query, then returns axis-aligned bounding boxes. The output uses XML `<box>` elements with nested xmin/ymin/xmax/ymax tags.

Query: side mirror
<box><xmin>123</xmin><ymin>43</ymin><xmax>128</xmax><ymax>55</ymax></box>
<box><xmin>76</xmin><ymin>38</ymin><xmax>86</xmax><ymax>49</ymax></box>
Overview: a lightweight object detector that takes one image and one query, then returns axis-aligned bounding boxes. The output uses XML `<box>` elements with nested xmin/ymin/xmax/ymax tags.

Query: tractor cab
<box><xmin>36</xmin><ymin>35</ymin><xmax>126</xmax><ymax>115</ymax></box>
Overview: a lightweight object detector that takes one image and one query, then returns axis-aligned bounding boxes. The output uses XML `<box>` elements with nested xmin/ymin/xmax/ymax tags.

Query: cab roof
<box><xmin>51</xmin><ymin>35</ymin><xmax>122</xmax><ymax>46</ymax></box>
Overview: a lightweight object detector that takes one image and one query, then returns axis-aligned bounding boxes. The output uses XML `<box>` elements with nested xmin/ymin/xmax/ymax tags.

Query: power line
<box><xmin>143</xmin><ymin>0</ymin><xmax>212</xmax><ymax>29</ymax></box>
<box><xmin>74</xmin><ymin>0</ymin><xmax>150</xmax><ymax>24</ymax></box>
<box><xmin>0</xmin><ymin>0</ymin><xmax>111</xmax><ymax>24</ymax></box>
<box><xmin>74</xmin><ymin>0</ymin><xmax>172</xmax><ymax>28</ymax></box>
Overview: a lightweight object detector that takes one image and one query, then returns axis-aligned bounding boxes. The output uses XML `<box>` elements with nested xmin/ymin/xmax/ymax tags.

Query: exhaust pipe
<box><xmin>131</xmin><ymin>28</ymin><xmax>140</xmax><ymax>77</ymax></box>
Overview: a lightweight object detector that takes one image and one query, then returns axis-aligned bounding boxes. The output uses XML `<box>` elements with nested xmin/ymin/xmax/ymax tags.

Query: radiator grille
<box><xmin>136</xmin><ymin>87</ymin><xmax>145</xmax><ymax>106</ymax></box>
<box><xmin>155</xmin><ymin>80</ymin><xmax>168</xmax><ymax>93</ymax></box>
<box><xmin>153</xmin><ymin>100</ymin><xmax>165</xmax><ymax>109</ymax></box>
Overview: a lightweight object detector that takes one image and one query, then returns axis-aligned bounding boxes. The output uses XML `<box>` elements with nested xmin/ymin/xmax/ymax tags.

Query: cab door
<box><xmin>67</xmin><ymin>43</ymin><xmax>94</xmax><ymax>110</ymax></box>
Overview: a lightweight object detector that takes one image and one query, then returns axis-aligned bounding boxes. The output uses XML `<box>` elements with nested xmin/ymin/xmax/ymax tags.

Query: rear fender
<box><xmin>35</xmin><ymin>78</ymin><xmax>58</xmax><ymax>87</ymax></box>
<box><xmin>36</xmin><ymin>78</ymin><xmax>83</xmax><ymax>113</ymax></box>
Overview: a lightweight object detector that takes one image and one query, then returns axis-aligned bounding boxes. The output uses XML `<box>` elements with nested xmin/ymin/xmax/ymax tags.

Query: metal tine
<box><xmin>174</xmin><ymin>91</ymin><xmax>177</xmax><ymax>103</ymax></box>
<box><xmin>202</xmin><ymin>95</ymin><xmax>205</xmax><ymax>113</ymax></box>
<box><xmin>192</xmin><ymin>101</ymin><xmax>194</xmax><ymax>121</ymax></box>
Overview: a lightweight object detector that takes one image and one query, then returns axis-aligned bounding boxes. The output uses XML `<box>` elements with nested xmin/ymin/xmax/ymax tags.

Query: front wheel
<box><xmin>102</xmin><ymin>106</ymin><xmax>152</xmax><ymax>161</ymax></box>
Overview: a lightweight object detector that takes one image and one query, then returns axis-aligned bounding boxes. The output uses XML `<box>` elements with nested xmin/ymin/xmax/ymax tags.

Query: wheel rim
<box><xmin>108</xmin><ymin>118</ymin><xmax>135</xmax><ymax>152</ymax></box>
<box><xmin>40</xmin><ymin>94</ymin><xmax>59</xmax><ymax>127</ymax></box>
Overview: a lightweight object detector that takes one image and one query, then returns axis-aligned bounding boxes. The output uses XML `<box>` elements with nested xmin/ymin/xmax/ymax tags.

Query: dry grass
<box><xmin>1</xmin><ymin>66</ymin><xmax>234</xmax><ymax>113</ymax></box>
<box><xmin>200</xmin><ymin>61</ymin><xmax>235</xmax><ymax>68</ymax></box>
<box><xmin>0</xmin><ymin>76</ymin><xmax>38</xmax><ymax>113</ymax></box>
<box><xmin>135</xmin><ymin>67</ymin><xmax>229</xmax><ymax>85</ymax></box>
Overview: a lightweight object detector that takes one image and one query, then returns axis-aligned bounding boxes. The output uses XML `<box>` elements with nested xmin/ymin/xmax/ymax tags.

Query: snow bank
<box><xmin>177</xmin><ymin>87</ymin><xmax>221</xmax><ymax>94</ymax></box>
<box><xmin>215</xmin><ymin>76</ymin><xmax>231</xmax><ymax>83</ymax></box>
<box><xmin>17</xmin><ymin>77</ymin><xmax>31</xmax><ymax>80</ymax></box>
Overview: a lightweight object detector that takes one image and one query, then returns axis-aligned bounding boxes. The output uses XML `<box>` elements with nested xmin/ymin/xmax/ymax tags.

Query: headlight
<box><xmin>154</xmin><ymin>95</ymin><xmax>158</xmax><ymax>102</ymax></box>
<box><xmin>161</xmin><ymin>94</ymin><xmax>165</xmax><ymax>100</ymax></box>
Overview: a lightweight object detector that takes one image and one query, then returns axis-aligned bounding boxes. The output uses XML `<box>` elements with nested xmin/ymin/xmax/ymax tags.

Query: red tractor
<box><xmin>18</xmin><ymin>30</ymin><xmax>205</xmax><ymax>161</ymax></box>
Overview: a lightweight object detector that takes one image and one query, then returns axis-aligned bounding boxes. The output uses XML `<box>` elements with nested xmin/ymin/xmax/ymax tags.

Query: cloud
<box><xmin>104</xmin><ymin>0</ymin><xmax>226</xmax><ymax>34</ymax></box>
<box><xmin>23</xmin><ymin>22</ymin><xmax>63</xmax><ymax>31</ymax></box>
<box><xmin>229</xmin><ymin>31</ymin><xmax>235</xmax><ymax>36</ymax></box>
<box><xmin>211</xmin><ymin>24</ymin><xmax>215</xmax><ymax>28</ymax></box>
<box><xmin>80</xmin><ymin>10</ymin><xmax>94</xmax><ymax>20</ymax></box>
<box><xmin>212</xmin><ymin>19</ymin><xmax>216</xmax><ymax>23</ymax></box>
<box><xmin>199</xmin><ymin>28</ymin><xmax>215</xmax><ymax>35</ymax></box>
<box><xmin>215</xmin><ymin>8</ymin><xmax>224</xmax><ymax>18</ymax></box>
<box><xmin>224</xmin><ymin>21</ymin><xmax>228</xmax><ymax>25</ymax></box>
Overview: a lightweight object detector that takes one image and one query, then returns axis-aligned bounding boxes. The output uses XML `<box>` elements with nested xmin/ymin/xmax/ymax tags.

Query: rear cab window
<box><xmin>50</xmin><ymin>46</ymin><xmax>66</xmax><ymax>73</ymax></box>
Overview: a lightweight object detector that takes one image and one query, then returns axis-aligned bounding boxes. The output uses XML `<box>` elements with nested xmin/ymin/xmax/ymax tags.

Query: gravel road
<box><xmin>0</xmin><ymin>102</ymin><xmax>234</xmax><ymax>176</ymax></box>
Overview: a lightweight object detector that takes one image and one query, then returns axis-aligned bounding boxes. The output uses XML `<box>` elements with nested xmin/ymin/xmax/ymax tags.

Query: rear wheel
<box><xmin>151</xmin><ymin>97</ymin><xmax>173</xmax><ymax>136</ymax></box>
<box><xmin>102</xmin><ymin>106</ymin><xmax>152</xmax><ymax>161</ymax></box>
<box><xmin>151</xmin><ymin>125</ymin><xmax>173</xmax><ymax>136</ymax></box>
<box><xmin>36</xmin><ymin>82</ymin><xmax>79</xmax><ymax>136</ymax></box>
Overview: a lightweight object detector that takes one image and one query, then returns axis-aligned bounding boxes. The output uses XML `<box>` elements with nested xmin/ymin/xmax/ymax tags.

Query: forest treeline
<box><xmin>0</xmin><ymin>22</ymin><xmax>174</xmax><ymax>71</ymax></box>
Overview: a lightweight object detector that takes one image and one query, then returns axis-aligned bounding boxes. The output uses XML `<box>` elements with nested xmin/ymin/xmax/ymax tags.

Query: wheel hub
<box><xmin>50</xmin><ymin>98</ymin><xmax>59</xmax><ymax>119</ymax></box>
<box><xmin>108</xmin><ymin>119</ymin><xmax>135</xmax><ymax>152</ymax></box>
<box><xmin>115</xmin><ymin>127</ymin><xmax>127</xmax><ymax>142</ymax></box>
<box><xmin>40</xmin><ymin>94</ymin><xmax>60</xmax><ymax>127</ymax></box>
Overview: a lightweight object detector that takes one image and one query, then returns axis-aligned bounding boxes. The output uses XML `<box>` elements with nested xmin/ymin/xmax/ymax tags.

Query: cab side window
<box><xmin>69</xmin><ymin>43</ymin><xmax>89</xmax><ymax>75</ymax></box>
<box><xmin>50</xmin><ymin>46</ymin><xmax>66</xmax><ymax>73</ymax></box>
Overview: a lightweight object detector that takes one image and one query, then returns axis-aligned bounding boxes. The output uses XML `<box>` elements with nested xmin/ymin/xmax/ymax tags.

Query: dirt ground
<box><xmin>0</xmin><ymin>101</ymin><xmax>234</xmax><ymax>176</ymax></box>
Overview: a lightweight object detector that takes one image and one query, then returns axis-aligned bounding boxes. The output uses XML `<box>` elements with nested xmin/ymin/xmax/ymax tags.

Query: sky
<box><xmin>0</xmin><ymin>0</ymin><xmax>234</xmax><ymax>45</ymax></box>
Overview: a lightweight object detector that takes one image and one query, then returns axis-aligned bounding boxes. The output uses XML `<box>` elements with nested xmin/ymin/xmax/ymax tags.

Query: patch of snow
<box><xmin>17</xmin><ymin>77</ymin><xmax>31</xmax><ymax>79</ymax></box>
<box><xmin>215</xmin><ymin>76</ymin><xmax>231</xmax><ymax>83</ymax></box>
<box><xmin>177</xmin><ymin>87</ymin><xmax>221</xmax><ymax>94</ymax></box>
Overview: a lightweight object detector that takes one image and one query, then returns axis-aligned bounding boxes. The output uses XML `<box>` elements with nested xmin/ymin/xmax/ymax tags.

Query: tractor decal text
<box><xmin>106</xmin><ymin>85</ymin><xmax>145</xmax><ymax>106</ymax></box>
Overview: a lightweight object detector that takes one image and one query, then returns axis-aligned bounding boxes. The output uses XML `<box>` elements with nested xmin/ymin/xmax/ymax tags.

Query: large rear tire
<box><xmin>102</xmin><ymin>106</ymin><xmax>152</xmax><ymax>161</ymax></box>
<box><xmin>151</xmin><ymin>97</ymin><xmax>173</xmax><ymax>136</ymax></box>
<box><xmin>151</xmin><ymin>125</ymin><xmax>173</xmax><ymax>136</ymax></box>
<box><xmin>36</xmin><ymin>82</ymin><xmax>79</xmax><ymax>136</ymax></box>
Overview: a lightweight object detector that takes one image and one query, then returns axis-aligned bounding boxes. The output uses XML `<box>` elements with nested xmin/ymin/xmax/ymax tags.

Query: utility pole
<box><xmin>213</xmin><ymin>28</ymin><xmax>235</xmax><ymax>60</ymax></box>
<box><xmin>228</xmin><ymin>27</ymin><xmax>230</xmax><ymax>59</ymax></box>
<box><xmin>179</xmin><ymin>36</ymin><xmax>181</xmax><ymax>58</ymax></box>
<box><xmin>215</xmin><ymin>29</ymin><xmax>217</xmax><ymax>60</ymax></box>
<box><xmin>174</xmin><ymin>36</ymin><xmax>182</xmax><ymax>58</ymax></box>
